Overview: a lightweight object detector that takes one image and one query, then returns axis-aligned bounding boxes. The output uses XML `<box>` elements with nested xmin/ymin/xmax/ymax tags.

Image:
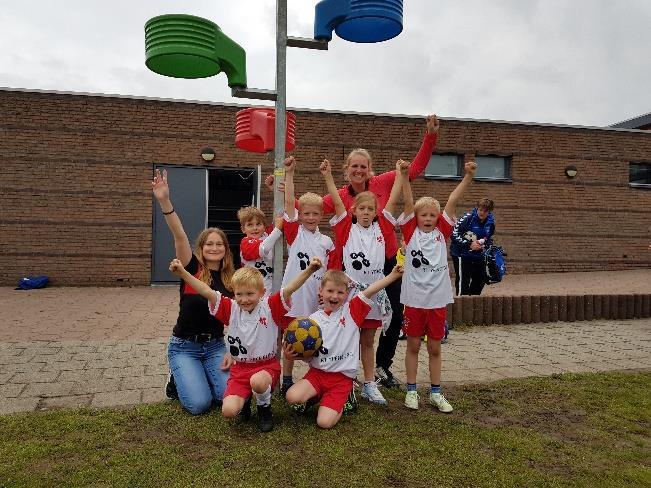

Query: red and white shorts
<box><xmin>303</xmin><ymin>367</ymin><xmax>353</xmax><ymax>414</ymax></box>
<box><xmin>402</xmin><ymin>305</ymin><xmax>446</xmax><ymax>341</ymax></box>
<box><xmin>224</xmin><ymin>358</ymin><xmax>281</xmax><ymax>399</ymax></box>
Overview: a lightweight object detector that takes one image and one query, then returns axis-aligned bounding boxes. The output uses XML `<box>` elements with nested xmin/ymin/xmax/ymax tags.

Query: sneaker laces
<box><xmin>363</xmin><ymin>380</ymin><xmax>385</xmax><ymax>402</ymax></box>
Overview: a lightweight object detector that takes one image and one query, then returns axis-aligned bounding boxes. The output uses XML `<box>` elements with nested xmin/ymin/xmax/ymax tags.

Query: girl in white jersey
<box><xmin>320</xmin><ymin>158</ymin><xmax>404</xmax><ymax>406</ymax></box>
<box><xmin>384</xmin><ymin>159</ymin><xmax>477</xmax><ymax>413</ymax></box>
<box><xmin>284</xmin><ymin>266</ymin><xmax>403</xmax><ymax>429</ymax></box>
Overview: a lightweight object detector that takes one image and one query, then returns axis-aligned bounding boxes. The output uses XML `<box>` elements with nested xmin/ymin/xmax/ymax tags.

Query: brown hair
<box><xmin>476</xmin><ymin>198</ymin><xmax>495</xmax><ymax>212</ymax></box>
<box><xmin>237</xmin><ymin>206</ymin><xmax>266</xmax><ymax>227</ymax></box>
<box><xmin>353</xmin><ymin>191</ymin><xmax>377</xmax><ymax>210</ymax></box>
<box><xmin>343</xmin><ymin>148</ymin><xmax>375</xmax><ymax>181</ymax></box>
<box><xmin>231</xmin><ymin>267</ymin><xmax>265</xmax><ymax>292</ymax></box>
<box><xmin>321</xmin><ymin>270</ymin><xmax>349</xmax><ymax>289</ymax></box>
<box><xmin>194</xmin><ymin>227</ymin><xmax>234</xmax><ymax>292</ymax></box>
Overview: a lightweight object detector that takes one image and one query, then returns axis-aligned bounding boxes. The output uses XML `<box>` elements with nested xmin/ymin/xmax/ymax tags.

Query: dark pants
<box><xmin>453</xmin><ymin>256</ymin><xmax>486</xmax><ymax>296</ymax></box>
<box><xmin>375</xmin><ymin>255</ymin><xmax>403</xmax><ymax>370</ymax></box>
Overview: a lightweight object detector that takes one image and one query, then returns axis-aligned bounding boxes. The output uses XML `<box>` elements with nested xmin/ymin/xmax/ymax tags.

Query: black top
<box><xmin>173</xmin><ymin>254</ymin><xmax>232</xmax><ymax>338</ymax></box>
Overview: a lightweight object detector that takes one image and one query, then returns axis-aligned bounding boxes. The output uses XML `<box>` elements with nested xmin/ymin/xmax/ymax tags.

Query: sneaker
<box><xmin>429</xmin><ymin>392</ymin><xmax>453</xmax><ymax>413</ymax></box>
<box><xmin>239</xmin><ymin>396</ymin><xmax>252</xmax><ymax>421</ymax></box>
<box><xmin>375</xmin><ymin>366</ymin><xmax>401</xmax><ymax>389</ymax></box>
<box><xmin>256</xmin><ymin>404</ymin><xmax>274</xmax><ymax>432</ymax></box>
<box><xmin>290</xmin><ymin>402</ymin><xmax>306</xmax><ymax>414</ymax></box>
<box><xmin>398</xmin><ymin>330</ymin><xmax>407</xmax><ymax>340</ymax></box>
<box><xmin>342</xmin><ymin>389</ymin><xmax>358</xmax><ymax>415</ymax></box>
<box><xmin>280</xmin><ymin>381</ymin><xmax>293</xmax><ymax>398</ymax></box>
<box><xmin>361</xmin><ymin>381</ymin><xmax>388</xmax><ymax>405</ymax></box>
<box><xmin>404</xmin><ymin>390</ymin><xmax>420</xmax><ymax>410</ymax></box>
<box><xmin>440</xmin><ymin>336</ymin><xmax>448</xmax><ymax>344</ymax></box>
<box><xmin>165</xmin><ymin>372</ymin><xmax>178</xmax><ymax>400</ymax></box>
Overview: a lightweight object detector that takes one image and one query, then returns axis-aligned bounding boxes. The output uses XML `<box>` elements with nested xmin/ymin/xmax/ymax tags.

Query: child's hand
<box><xmin>426</xmin><ymin>114</ymin><xmax>440</xmax><ymax>134</ymax></box>
<box><xmin>275</xmin><ymin>215</ymin><xmax>284</xmax><ymax>229</ymax></box>
<box><xmin>151</xmin><ymin>168</ymin><xmax>170</xmax><ymax>201</ymax></box>
<box><xmin>220</xmin><ymin>353</ymin><xmax>234</xmax><ymax>370</ymax></box>
<box><xmin>319</xmin><ymin>159</ymin><xmax>332</xmax><ymax>176</ymax></box>
<box><xmin>284</xmin><ymin>156</ymin><xmax>296</xmax><ymax>172</ymax></box>
<box><xmin>308</xmin><ymin>257</ymin><xmax>323</xmax><ymax>271</ymax></box>
<box><xmin>169</xmin><ymin>258</ymin><xmax>184</xmax><ymax>276</ymax></box>
<box><xmin>465</xmin><ymin>161</ymin><xmax>477</xmax><ymax>176</ymax></box>
<box><xmin>282</xmin><ymin>341</ymin><xmax>299</xmax><ymax>360</ymax></box>
<box><xmin>391</xmin><ymin>264</ymin><xmax>404</xmax><ymax>277</ymax></box>
<box><xmin>395</xmin><ymin>159</ymin><xmax>410</xmax><ymax>174</ymax></box>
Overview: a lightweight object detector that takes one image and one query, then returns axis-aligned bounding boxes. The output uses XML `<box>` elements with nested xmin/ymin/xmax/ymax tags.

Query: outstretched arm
<box><xmin>320</xmin><ymin>159</ymin><xmax>346</xmax><ymax>217</ymax></box>
<box><xmin>408</xmin><ymin>114</ymin><xmax>440</xmax><ymax>181</ymax></box>
<box><xmin>284</xmin><ymin>156</ymin><xmax>297</xmax><ymax>219</ymax></box>
<box><xmin>385</xmin><ymin>159</ymin><xmax>409</xmax><ymax>217</ymax></box>
<box><xmin>402</xmin><ymin>165</ymin><xmax>415</xmax><ymax>217</ymax></box>
<box><xmin>169</xmin><ymin>258</ymin><xmax>217</xmax><ymax>307</ymax></box>
<box><xmin>282</xmin><ymin>257</ymin><xmax>322</xmax><ymax>303</ymax></box>
<box><xmin>444</xmin><ymin>161</ymin><xmax>476</xmax><ymax>220</ymax></box>
<box><xmin>362</xmin><ymin>265</ymin><xmax>403</xmax><ymax>299</ymax></box>
<box><xmin>152</xmin><ymin>169</ymin><xmax>192</xmax><ymax>266</ymax></box>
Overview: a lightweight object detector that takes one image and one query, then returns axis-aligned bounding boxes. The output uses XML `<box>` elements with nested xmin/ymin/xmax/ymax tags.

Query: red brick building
<box><xmin>1</xmin><ymin>87</ymin><xmax>650</xmax><ymax>286</ymax></box>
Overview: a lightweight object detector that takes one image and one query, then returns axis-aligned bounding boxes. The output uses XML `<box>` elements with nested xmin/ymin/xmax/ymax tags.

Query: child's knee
<box><xmin>285</xmin><ymin>388</ymin><xmax>300</xmax><ymax>404</ymax></box>
<box><xmin>221</xmin><ymin>403</ymin><xmax>240</xmax><ymax>418</ymax></box>
<box><xmin>317</xmin><ymin>415</ymin><xmax>339</xmax><ymax>429</ymax></box>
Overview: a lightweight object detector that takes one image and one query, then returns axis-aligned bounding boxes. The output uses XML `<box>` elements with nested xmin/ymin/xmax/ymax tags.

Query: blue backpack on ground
<box><xmin>484</xmin><ymin>246</ymin><xmax>507</xmax><ymax>285</ymax></box>
<box><xmin>16</xmin><ymin>275</ymin><xmax>49</xmax><ymax>290</ymax></box>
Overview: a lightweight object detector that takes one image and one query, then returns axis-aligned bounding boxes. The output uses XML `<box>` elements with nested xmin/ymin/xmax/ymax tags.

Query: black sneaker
<box><xmin>239</xmin><ymin>396</ymin><xmax>252</xmax><ymax>421</ymax></box>
<box><xmin>257</xmin><ymin>404</ymin><xmax>274</xmax><ymax>432</ymax></box>
<box><xmin>375</xmin><ymin>366</ymin><xmax>401</xmax><ymax>389</ymax></box>
<box><xmin>165</xmin><ymin>372</ymin><xmax>178</xmax><ymax>400</ymax></box>
<box><xmin>342</xmin><ymin>389</ymin><xmax>358</xmax><ymax>415</ymax></box>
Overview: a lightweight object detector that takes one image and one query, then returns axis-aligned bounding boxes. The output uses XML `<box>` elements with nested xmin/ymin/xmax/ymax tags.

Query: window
<box><xmin>425</xmin><ymin>153</ymin><xmax>511</xmax><ymax>181</ymax></box>
<box><xmin>474</xmin><ymin>156</ymin><xmax>511</xmax><ymax>180</ymax></box>
<box><xmin>629</xmin><ymin>163</ymin><xmax>651</xmax><ymax>187</ymax></box>
<box><xmin>425</xmin><ymin>154</ymin><xmax>463</xmax><ymax>179</ymax></box>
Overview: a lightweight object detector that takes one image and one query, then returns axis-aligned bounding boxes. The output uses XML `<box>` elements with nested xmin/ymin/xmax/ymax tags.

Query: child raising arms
<box><xmin>385</xmin><ymin>159</ymin><xmax>476</xmax><ymax>412</ymax></box>
<box><xmin>170</xmin><ymin>256</ymin><xmax>322</xmax><ymax>432</ymax></box>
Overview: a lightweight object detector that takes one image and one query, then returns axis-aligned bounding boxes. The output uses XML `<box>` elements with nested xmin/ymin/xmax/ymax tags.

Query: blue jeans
<box><xmin>167</xmin><ymin>336</ymin><xmax>229</xmax><ymax>415</ymax></box>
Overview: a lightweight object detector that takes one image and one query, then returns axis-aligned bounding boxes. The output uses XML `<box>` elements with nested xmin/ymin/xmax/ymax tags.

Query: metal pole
<box><xmin>272</xmin><ymin>0</ymin><xmax>287</xmax><ymax>292</ymax></box>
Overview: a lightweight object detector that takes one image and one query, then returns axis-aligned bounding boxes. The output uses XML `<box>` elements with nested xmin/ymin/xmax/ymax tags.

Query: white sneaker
<box><xmin>361</xmin><ymin>381</ymin><xmax>388</xmax><ymax>405</ymax></box>
<box><xmin>404</xmin><ymin>390</ymin><xmax>419</xmax><ymax>410</ymax></box>
<box><xmin>429</xmin><ymin>392</ymin><xmax>453</xmax><ymax>413</ymax></box>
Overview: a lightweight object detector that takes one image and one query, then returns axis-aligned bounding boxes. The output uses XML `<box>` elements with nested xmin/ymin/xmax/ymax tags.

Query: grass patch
<box><xmin>1</xmin><ymin>371</ymin><xmax>650</xmax><ymax>487</ymax></box>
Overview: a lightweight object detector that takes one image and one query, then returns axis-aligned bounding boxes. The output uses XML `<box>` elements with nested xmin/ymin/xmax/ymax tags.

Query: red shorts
<box><xmin>224</xmin><ymin>358</ymin><xmax>281</xmax><ymax>399</ymax></box>
<box><xmin>359</xmin><ymin>318</ymin><xmax>381</xmax><ymax>330</ymax></box>
<box><xmin>303</xmin><ymin>367</ymin><xmax>354</xmax><ymax>414</ymax></box>
<box><xmin>402</xmin><ymin>306</ymin><xmax>446</xmax><ymax>341</ymax></box>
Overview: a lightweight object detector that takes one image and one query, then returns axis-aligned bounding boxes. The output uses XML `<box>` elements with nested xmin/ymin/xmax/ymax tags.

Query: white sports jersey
<box><xmin>387</xmin><ymin>211</ymin><xmax>455</xmax><ymax>309</ymax></box>
<box><xmin>281</xmin><ymin>212</ymin><xmax>334</xmax><ymax>318</ymax></box>
<box><xmin>208</xmin><ymin>290</ymin><xmax>289</xmax><ymax>363</ymax></box>
<box><xmin>307</xmin><ymin>293</ymin><xmax>372</xmax><ymax>378</ymax></box>
<box><xmin>330</xmin><ymin>212</ymin><xmax>391</xmax><ymax>321</ymax></box>
<box><xmin>240</xmin><ymin>227</ymin><xmax>282</xmax><ymax>297</ymax></box>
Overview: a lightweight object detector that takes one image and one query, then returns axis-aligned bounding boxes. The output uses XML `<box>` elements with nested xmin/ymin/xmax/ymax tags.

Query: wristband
<box><xmin>162</xmin><ymin>208</ymin><xmax>175</xmax><ymax>215</ymax></box>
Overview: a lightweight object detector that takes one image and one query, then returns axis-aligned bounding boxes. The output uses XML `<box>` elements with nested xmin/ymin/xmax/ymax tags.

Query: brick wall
<box><xmin>1</xmin><ymin>88</ymin><xmax>650</xmax><ymax>286</ymax></box>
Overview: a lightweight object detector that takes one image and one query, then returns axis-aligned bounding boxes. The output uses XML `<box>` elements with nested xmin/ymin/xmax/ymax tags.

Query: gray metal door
<box><xmin>152</xmin><ymin>165</ymin><xmax>207</xmax><ymax>283</ymax></box>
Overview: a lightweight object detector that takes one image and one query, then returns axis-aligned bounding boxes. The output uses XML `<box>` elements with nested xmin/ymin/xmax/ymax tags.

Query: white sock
<box><xmin>254</xmin><ymin>386</ymin><xmax>272</xmax><ymax>406</ymax></box>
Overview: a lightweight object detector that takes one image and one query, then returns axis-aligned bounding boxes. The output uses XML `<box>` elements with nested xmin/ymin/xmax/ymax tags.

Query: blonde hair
<box><xmin>237</xmin><ymin>206</ymin><xmax>266</xmax><ymax>227</ymax></box>
<box><xmin>414</xmin><ymin>196</ymin><xmax>441</xmax><ymax>214</ymax></box>
<box><xmin>343</xmin><ymin>148</ymin><xmax>375</xmax><ymax>181</ymax></box>
<box><xmin>321</xmin><ymin>270</ymin><xmax>349</xmax><ymax>289</ymax></box>
<box><xmin>353</xmin><ymin>191</ymin><xmax>377</xmax><ymax>209</ymax></box>
<box><xmin>298</xmin><ymin>192</ymin><xmax>323</xmax><ymax>210</ymax></box>
<box><xmin>231</xmin><ymin>267</ymin><xmax>265</xmax><ymax>292</ymax></box>
<box><xmin>194</xmin><ymin>227</ymin><xmax>234</xmax><ymax>292</ymax></box>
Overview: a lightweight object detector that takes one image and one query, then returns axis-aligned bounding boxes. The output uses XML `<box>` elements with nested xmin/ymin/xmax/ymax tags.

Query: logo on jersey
<box><xmin>297</xmin><ymin>251</ymin><xmax>310</xmax><ymax>270</ymax></box>
<box><xmin>349</xmin><ymin>251</ymin><xmax>370</xmax><ymax>270</ymax></box>
<box><xmin>254</xmin><ymin>261</ymin><xmax>273</xmax><ymax>277</ymax></box>
<box><xmin>227</xmin><ymin>335</ymin><xmax>248</xmax><ymax>356</ymax></box>
<box><xmin>339</xmin><ymin>317</ymin><xmax>346</xmax><ymax>327</ymax></box>
<box><xmin>411</xmin><ymin>249</ymin><xmax>430</xmax><ymax>268</ymax></box>
<box><xmin>259</xmin><ymin>316</ymin><xmax>267</xmax><ymax>326</ymax></box>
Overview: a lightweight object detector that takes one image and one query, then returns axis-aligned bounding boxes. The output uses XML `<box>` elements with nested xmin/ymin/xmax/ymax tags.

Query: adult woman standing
<box><xmin>152</xmin><ymin>169</ymin><xmax>236</xmax><ymax>415</ymax></box>
<box><xmin>450</xmin><ymin>198</ymin><xmax>496</xmax><ymax>296</ymax></box>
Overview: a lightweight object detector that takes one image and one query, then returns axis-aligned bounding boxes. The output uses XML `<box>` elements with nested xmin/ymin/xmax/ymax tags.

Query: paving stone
<box><xmin>2</xmin><ymin>362</ymin><xmax>47</xmax><ymax>373</ymax></box>
<box><xmin>489</xmin><ymin>366</ymin><xmax>538</xmax><ymax>379</ymax></box>
<box><xmin>91</xmin><ymin>390</ymin><xmax>142</xmax><ymax>408</ymax></box>
<box><xmin>120</xmin><ymin>375</ymin><xmax>167</xmax><ymax>391</ymax></box>
<box><xmin>21</xmin><ymin>381</ymin><xmax>76</xmax><ymax>398</ymax></box>
<box><xmin>69</xmin><ymin>379</ymin><xmax>122</xmax><ymax>395</ymax></box>
<box><xmin>42</xmin><ymin>360</ymin><xmax>88</xmax><ymax>372</ymax></box>
<box><xmin>40</xmin><ymin>395</ymin><xmax>93</xmax><ymax>410</ymax></box>
<box><xmin>9</xmin><ymin>371</ymin><xmax>59</xmax><ymax>384</ymax></box>
<box><xmin>0</xmin><ymin>397</ymin><xmax>39</xmax><ymax>414</ymax></box>
<box><xmin>1</xmin><ymin>383</ymin><xmax>26</xmax><ymax>398</ymax></box>
<box><xmin>141</xmin><ymin>387</ymin><xmax>167</xmax><ymax>404</ymax></box>
<box><xmin>57</xmin><ymin>370</ymin><xmax>105</xmax><ymax>383</ymax></box>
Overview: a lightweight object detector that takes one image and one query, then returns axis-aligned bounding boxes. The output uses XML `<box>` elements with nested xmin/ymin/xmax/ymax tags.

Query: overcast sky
<box><xmin>0</xmin><ymin>0</ymin><xmax>649</xmax><ymax>127</ymax></box>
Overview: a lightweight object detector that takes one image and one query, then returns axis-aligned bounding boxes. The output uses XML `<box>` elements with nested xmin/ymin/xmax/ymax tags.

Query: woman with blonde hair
<box><xmin>152</xmin><ymin>169</ymin><xmax>235</xmax><ymax>415</ymax></box>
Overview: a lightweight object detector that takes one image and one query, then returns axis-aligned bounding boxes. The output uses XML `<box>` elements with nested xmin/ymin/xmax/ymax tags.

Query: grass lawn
<box><xmin>1</xmin><ymin>370</ymin><xmax>649</xmax><ymax>488</ymax></box>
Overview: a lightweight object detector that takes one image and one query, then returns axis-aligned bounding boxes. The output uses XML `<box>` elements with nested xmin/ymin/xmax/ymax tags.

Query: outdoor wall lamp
<box><xmin>565</xmin><ymin>165</ymin><xmax>578</xmax><ymax>178</ymax></box>
<box><xmin>200</xmin><ymin>147</ymin><xmax>216</xmax><ymax>161</ymax></box>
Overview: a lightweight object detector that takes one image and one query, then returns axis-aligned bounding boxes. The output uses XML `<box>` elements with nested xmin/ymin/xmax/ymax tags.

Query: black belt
<box><xmin>174</xmin><ymin>333</ymin><xmax>222</xmax><ymax>343</ymax></box>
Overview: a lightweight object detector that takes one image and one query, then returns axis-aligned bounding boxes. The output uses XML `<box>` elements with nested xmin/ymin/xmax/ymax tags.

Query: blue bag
<box><xmin>16</xmin><ymin>275</ymin><xmax>50</xmax><ymax>290</ymax></box>
<box><xmin>484</xmin><ymin>246</ymin><xmax>506</xmax><ymax>285</ymax></box>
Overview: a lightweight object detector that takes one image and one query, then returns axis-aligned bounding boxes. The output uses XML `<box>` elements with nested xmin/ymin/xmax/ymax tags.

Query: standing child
<box><xmin>285</xmin><ymin>265</ymin><xmax>403</xmax><ymax>429</ymax></box>
<box><xmin>169</xmin><ymin>256</ymin><xmax>322</xmax><ymax>432</ymax></box>
<box><xmin>280</xmin><ymin>156</ymin><xmax>334</xmax><ymax>394</ymax></box>
<box><xmin>320</xmin><ymin>158</ymin><xmax>403</xmax><ymax>405</ymax></box>
<box><xmin>237</xmin><ymin>206</ymin><xmax>284</xmax><ymax>296</ymax></box>
<box><xmin>384</xmin><ymin>159</ymin><xmax>476</xmax><ymax>412</ymax></box>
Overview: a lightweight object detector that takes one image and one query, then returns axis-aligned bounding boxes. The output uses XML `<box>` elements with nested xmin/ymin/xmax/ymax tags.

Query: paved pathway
<box><xmin>2</xmin><ymin>316</ymin><xmax>649</xmax><ymax>414</ymax></box>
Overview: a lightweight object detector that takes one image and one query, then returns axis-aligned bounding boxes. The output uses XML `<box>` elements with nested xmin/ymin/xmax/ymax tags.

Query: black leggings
<box><xmin>452</xmin><ymin>256</ymin><xmax>486</xmax><ymax>296</ymax></box>
<box><xmin>375</xmin><ymin>255</ymin><xmax>403</xmax><ymax>369</ymax></box>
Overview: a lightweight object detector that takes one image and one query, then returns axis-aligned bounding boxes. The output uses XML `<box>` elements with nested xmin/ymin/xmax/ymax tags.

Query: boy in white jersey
<box><xmin>321</xmin><ymin>158</ymin><xmax>403</xmax><ymax>405</ymax></box>
<box><xmin>280</xmin><ymin>156</ymin><xmax>335</xmax><ymax>394</ymax></box>
<box><xmin>237</xmin><ymin>206</ymin><xmax>283</xmax><ymax>297</ymax></box>
<box><xmin>170</xmin><ymin>256</ymin><xmax>322</xmax><ymax>432</ymax></box>
<box><xmin>384</xmin><ymin>159</ymin><xmax>476</xmax><ymax>412</ymax></box>
<box><xmin>284</xmin><ymin>266</ymin><xmax>403</xmax><ymax>429</ymax></box>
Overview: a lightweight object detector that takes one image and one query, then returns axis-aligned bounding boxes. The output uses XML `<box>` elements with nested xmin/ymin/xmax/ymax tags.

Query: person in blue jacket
<box><xmin>450</xmin><ymin>198</ymin><xmax>495</xmax><ymax>296</ymax></box>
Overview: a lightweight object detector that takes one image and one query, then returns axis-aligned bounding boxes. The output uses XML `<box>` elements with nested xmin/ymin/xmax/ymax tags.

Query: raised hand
<box><xmin>265</xmin><ymin>175</ymin><xmax>285</xmax><ymax>193</ymax></box>
<box><xmin>426</xmin><ymin>114</ymin><xmax>440</xmax><ymax>134</ymax></box>
<box><xmin>395</xmin><ymin>159</ymin><xmax>410</xmax><ymax>174</ymax></box>
<box><xmin>465</xmin><ymin>160</ymin><xmax>477</xmax><ymax>176</ymax></box>
<box><xmin>284</xmin><ymin>156</ymin><xmax>296</xmax><ymax>173</ymax></box>
<box><xmin>151</xmin><ymin>168</ymin><xmax>170</xmax><ymax>201</ymax></box>
<box><xmin>169</xmin><ymin>258</ymin><xmax>185</xmax><ymax>276</ymax></box>
<box><xmin>308</xmin><ymin>257</ymin><xmax>323</xmax><ymax>271</ymax></box>
<box><xmin>274</xmin><ymin>215</ymin><xmax>284</xmax><ymax>229</ymax></box>
<box><xmin>319</xmin><ymin>159</ymin><xmax>332</xmax><ymax>176</ymax></box>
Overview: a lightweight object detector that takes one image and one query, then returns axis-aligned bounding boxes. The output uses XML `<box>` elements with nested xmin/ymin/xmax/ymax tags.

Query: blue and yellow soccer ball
<box><xmin>284</xmin><ymin>317</ymin><xmax>323</xmax><ymax>358</ymax></box>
